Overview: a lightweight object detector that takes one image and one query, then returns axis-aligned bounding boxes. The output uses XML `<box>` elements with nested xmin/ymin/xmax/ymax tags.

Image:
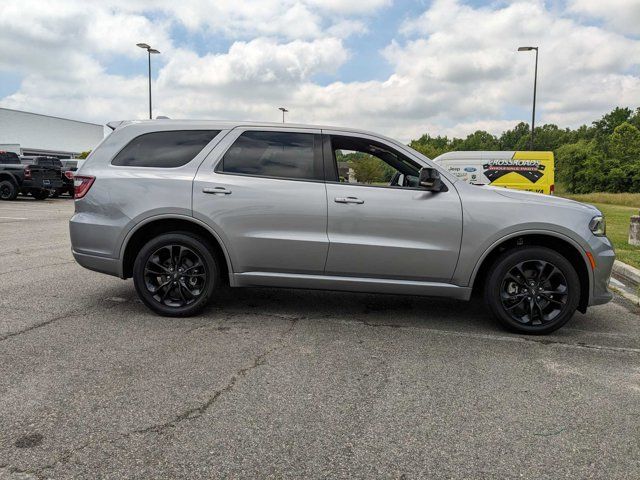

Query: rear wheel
<box><xmin>0</xmin><ymin>180</ymin><xmax>18</xmax><ymax>201</ymax></box>
<box><xmin>133</xmin><ymin>232</ymin><xmax>219</xmax><ymax>317</ymax></box>
<box><xmin>484</xmin><ymin>247</ymin><xmax>580</xmax><ymax>334</ymax></box>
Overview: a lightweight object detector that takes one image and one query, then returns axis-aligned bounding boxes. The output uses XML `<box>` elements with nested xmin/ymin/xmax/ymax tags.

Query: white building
<box><xmin>0</xmin><ymin>107</ymin><xmax>105</xmax><ymax>158</ymax></box>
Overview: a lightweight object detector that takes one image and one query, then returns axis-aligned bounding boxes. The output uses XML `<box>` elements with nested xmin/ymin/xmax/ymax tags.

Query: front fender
<box><xmin>461</xmin><ymin>228</ymin><xmax>593</xmax><ymax>290</ymax></box>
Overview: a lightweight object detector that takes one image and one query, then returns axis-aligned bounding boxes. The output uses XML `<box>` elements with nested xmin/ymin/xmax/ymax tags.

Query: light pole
<box><xmin>518</xmin><ymin>46</ymin><xmax>538</xmax><ymax>150</ymax></box>
<box><xmin>278</xmin><ymin>107</ymin><xmax>289</xmax><ymax>123</ymax></box>
<box><xmin>137</xmin><ymin>43</ymin><xmax>161</xmax><ymax>119</ymax></box>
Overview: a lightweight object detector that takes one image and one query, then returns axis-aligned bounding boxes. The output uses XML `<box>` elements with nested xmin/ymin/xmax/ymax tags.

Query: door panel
<box><xmin>193</xmin><ymin>127</ymin><xmax>329</xmax><ymax>275</ymax></box>
<box><xmin>325</xmin><ymin>184</ymin><xmax>462</xmax><ymax>282</ymax></box>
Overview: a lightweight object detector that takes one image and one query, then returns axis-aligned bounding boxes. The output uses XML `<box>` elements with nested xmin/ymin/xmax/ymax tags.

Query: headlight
<box><xmin>589</xmin><ymin>215</ymin><xmax>606</xmax><ymax>236</ymax></box>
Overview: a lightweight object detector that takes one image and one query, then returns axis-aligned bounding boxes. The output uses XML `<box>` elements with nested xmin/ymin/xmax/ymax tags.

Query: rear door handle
<box><xmin>334</xmin><ymin>196</ymin><xmax>364</xmax><ymax>204</ymax></box>
<box><xmin>203</xmin><ymin>187</ymin><xmax>232</xmax><ymax>195</ymax></box>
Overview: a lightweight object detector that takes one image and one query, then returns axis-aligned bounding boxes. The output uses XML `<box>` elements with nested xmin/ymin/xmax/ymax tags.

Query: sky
<box><xmin>0</xmin><ymin>0</ymin><xmax>639</xmax><ymax>142</ymax></box>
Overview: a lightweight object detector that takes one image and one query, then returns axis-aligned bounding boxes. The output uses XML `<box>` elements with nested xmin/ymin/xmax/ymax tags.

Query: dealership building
<box><xmin>0</xmin><ymin>107</ymin><xmax>105</xmax><ymax>158</ymax></box>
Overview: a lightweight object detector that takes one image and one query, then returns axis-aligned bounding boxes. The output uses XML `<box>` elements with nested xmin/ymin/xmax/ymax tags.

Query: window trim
<box><xmin>109</xmin><ymin>129</ymin><xmax>222</xmax><ymax>169</ymax></box>
<box><xmin>214</xmin><ymin>130</ymin><xmax>325</xmax><ymax>183</ymax></box>
<box><xmin>322</xmin><ymin>133</ymin><xmax>436</xmax><ymax>191</ymax></box>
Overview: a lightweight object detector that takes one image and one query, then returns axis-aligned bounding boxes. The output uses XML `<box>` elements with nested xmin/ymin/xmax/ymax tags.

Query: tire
<box><xmin>133</xmin><ymin>232</ymin><xmax>220</xmax><ymax>317</ymax></box>
<box><xmin>0</xmin><ymin>180</ymin><xmax>18</xmax><ymax>201</ymax></box>
<box><xmin>32</xmin><ymin>190</ymin><xmax>49</xmax><ymax>200</ymax></box>
<box><xmin>484</xmin><ymin>247</ymin><xmax>580</xmax><ymax>334</ymax></box>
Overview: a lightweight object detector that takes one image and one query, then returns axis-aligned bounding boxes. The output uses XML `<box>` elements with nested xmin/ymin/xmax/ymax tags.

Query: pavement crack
<box><xmin>4</xmin><ymin>317</ymin><xmax>301</xmax><ymax>476</ymax></box>
<box><xmin>0</xmin><ymin>312</ymin><xmax>76</xmax><ymax>342</ymax></box>
<box><xmin>353</xmin><ymin>319</ymin><xmax>640</xmax><ymax>354</ymax></box>
<box><xmin>0</xmin><ymin>301</ymin><xmax>117</xmax><ymax>342</ymax></box>
<box><xmin>136</xmin><ymin>316</ymin><xmax>299</xmax><ymax>435</ymax></box>
<box><xmin>186</xmin><ymin>311</ymin><xmax>305</xmax><ymax>334</ymax></box>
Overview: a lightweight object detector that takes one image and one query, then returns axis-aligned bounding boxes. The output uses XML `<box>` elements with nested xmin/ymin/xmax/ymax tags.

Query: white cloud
<box><xmin>160</xmin><ymin>38</ymin><xmax>348</xmax><ymax>89</ymax></box>
<box><xmin>567</xmin><ymin>0</ymin><xmax>640</xmax><ymax>36</ymax></box>
<box><xmin>306</xmin><ymin>0</ymin><xmax>392</xmax><ymax>14</ymax></box>
<box><xmin>1</xmin><ymin>0</ymin><xmax>640</xmax><ymax>145</ymax></box>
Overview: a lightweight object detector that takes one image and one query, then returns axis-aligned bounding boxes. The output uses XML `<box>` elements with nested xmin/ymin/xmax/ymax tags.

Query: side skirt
<box><xmin>232</xmin><ymin>272</ymin><xmax>472</xmax><ymax>300</ymax></box>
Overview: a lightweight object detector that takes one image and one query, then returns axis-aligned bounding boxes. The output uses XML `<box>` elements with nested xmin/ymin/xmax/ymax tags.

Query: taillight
<box><xmin>550</xmin><ymin>184</ymin><xmax>555</xmax><ymax>195</ymax></box>
<box><xmin>24</xmin><ymin>166</ymin><xmax>32</xmax><ymax>179</ymax></box>
<box><xmin>64</xmin><ymin>170</ymin><xmax>74</xmax><ymax>180</ymax></box>
<box><xmin>74</xmin><ymin>175</ymin><xmax>95</xmax><ymax>199</ymax></box>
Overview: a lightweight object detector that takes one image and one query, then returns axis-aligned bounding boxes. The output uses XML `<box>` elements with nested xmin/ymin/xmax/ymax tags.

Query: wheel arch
<box><xmin>120</xmin><ymin>215</ymin><xmax>233</xmax><ymax>284</ymax></box>
<box><xmin>470</xmin><ymin>232</ymin><xmax>591</xmax><ymax>313</ymax></box>
<box><xmin>0</xmin><ymin>172</ymin><xmax>19</xmax><ymax>185</ymax></box>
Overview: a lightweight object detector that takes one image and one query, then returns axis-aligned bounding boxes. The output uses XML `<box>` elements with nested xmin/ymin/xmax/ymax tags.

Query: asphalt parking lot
<box><xmin>1</xmin><ymin>198</ymin><xmax>639</xmax><ymax>479</ymax></box>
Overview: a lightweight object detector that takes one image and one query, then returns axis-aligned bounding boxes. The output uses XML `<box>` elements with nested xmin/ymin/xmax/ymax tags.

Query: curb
<box><xmin>612</xmin><ymin>260</ymin><xmax>640</xmax><ymax>288</ymax></box>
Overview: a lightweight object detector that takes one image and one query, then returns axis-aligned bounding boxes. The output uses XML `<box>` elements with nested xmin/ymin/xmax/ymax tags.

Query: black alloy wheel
<box><xmin>485</xmin><ymin>247</ymin><xmax>580</xmax><ymax>334</ymax></box>
<box><xmin>133</xmin><ymin>232</ymin><xmax>219</xmax><ymax>317</ymax></box>
<box><xmin>143</xmin><ymin>244</ymin><xmax>207</xmax><ymax>308</ymax></box>
<box><xmin>500</xmin><ymin>260</ymin><xmax>568</xmax><ymax>326</ymax></box>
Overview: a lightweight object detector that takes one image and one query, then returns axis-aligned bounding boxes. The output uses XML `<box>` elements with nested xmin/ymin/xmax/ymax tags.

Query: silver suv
<box><xmin>70</xmin><ymin>121</ymin><xmax>614</xmax><ymax>334</ymax></box>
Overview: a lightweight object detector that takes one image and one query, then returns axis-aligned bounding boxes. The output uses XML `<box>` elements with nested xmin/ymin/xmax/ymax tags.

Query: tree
<box><xmin>456</xmin><ymin>130</ymin><xmax>500</xmax><ymax>151</ymax></box>
<box><xmin>554</xmin><ymin>141</ymin><xmax>591</xmax><ymax>193</ymax></box>
<box><xmin>499</xmin><ymin>122</ymin><xmax>530</xmax><ymax>150</ymax></box>
<box><xmin>592</xmin><ymin>107</ymin><xmax>633</xmax><ymax>137</ymax></box>
<box><xmin>409</xmin><ymin>134</ymin><xmax>454</xmax><ymax>159</ymax></box>
<box><xmin>346</xmin><ymin>153</ymin><xmax>390</xmax><ymax>184</ymax></box>
<box><xmin>407</xmin><ymin>105</ymin><xmax>640</xmax><ymax>194</ymax></box>
<box><xmin>608</xmin><ymin>122</ymin><xmax>640</xmax><ymax>162</ymax></box>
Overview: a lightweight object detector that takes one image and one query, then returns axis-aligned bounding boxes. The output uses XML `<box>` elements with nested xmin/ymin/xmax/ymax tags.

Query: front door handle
<box><xmin>334</xmin><ymin>196</ymin><xmax>364</xmax><ymax>204</ymax></box>
<box><xmin>203</xmin><ymin>187</ymin><xmax>232</xmax><ymax>195</ymax></box>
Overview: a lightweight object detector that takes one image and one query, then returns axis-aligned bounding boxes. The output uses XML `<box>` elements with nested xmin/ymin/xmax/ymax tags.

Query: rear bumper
<box><xmin>22</xmin><ymin>179</ymin><xmax>63</xmax><ymax>190</ymax></box>
<box><xmin>72</xmin><ymin>249</ymin><xmax>121</xmax><ymax>278</ymax></box>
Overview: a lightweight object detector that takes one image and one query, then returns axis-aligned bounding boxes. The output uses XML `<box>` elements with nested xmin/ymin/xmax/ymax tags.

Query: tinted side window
<box><xmin>0</xmin><ymin>152</ymin><xmax>20</xmax><ymax>164</ymax></box>
<box><xmin>221</xmin><ymin>131</ymin><xmax>321</xmax><ymax>180</ymax></box>
<box><xmin>112</xmin><ymin>130</ymin><xmax>220</xmax><ymax>168</ymax></box>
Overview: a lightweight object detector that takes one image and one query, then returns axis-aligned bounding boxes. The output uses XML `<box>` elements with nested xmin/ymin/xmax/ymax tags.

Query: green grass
<box><xmin>555</xmin><ymin>189</ymin><xmax>640</xmax><ymax>268</ymax></box>
<box><xmin>559</xmin><ymin>192</ymin><xmax>640</xmax><ymax>208</ymax></box>
<box><xmin>589</xmin><ymin>203</ymin><xmax>640</xmax><ymax>269</ymax></box>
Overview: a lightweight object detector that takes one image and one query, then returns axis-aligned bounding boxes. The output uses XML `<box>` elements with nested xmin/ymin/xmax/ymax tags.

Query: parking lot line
<box><xmin>0</xmin><ymin>216</ymin><xmax>28</xmax><ymax>220</ymax></box>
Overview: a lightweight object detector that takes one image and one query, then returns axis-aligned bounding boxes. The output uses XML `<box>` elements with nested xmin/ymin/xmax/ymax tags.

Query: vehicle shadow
<box><xmin>204</xmin><ymin>286</ymin><xmax>496</xmax><ymax>331</ymax></box>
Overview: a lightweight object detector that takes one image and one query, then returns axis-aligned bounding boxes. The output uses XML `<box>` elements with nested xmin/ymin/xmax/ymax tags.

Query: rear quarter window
<box><xmin>112</xmin><ymin>130</ymin><xmax>220</xmax><ymax>168</ymax></box>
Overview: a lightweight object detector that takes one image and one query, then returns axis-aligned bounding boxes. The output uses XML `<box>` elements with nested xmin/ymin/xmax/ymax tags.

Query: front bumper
<box><xmin>588</xmin><ymin>236</ymin><xmax>615</xmax><ymax>306</ymax></box>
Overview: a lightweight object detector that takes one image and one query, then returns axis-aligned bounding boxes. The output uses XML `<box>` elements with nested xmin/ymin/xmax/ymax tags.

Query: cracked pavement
<box><xmin>1</xmin><ymin>198</ymin><xmax>639</xmax><ymax>479</ymax></box>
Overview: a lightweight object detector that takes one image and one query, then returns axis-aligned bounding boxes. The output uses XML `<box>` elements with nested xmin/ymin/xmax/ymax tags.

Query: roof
<box><xmin>106</xmin><ymin>119</ymin><xmax>392</xmax><ymax>139</ymax></box>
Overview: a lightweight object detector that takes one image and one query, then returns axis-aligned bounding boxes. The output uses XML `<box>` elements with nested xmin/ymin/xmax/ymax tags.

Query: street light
<box><xmin>278</xmin><ymin>107</ymin><xmax>289</xmax><ymax>123</ymax></box>
<box><xmin>518</xmin><ymin>46</ymin><xmax>538</xmax><ymax>150</ymax></box>
<box><xmin>137</xmin><ymin>43</ymin><xmax>161</xmax><ymax>119</ymax></box>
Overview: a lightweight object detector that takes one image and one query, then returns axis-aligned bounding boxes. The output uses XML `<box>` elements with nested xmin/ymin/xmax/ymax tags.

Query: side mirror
<box><xmin>419</xmin><ymin>167</ymin><xmax>444</xmax><ymax>192</ymax></box>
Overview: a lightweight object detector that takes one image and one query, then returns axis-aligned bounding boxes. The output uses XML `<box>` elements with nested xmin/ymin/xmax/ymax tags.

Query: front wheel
<box><xmin>484</xmin><ymin>247</ymin><xmax>580</xmax><ymax>334</ymax></box>
<box><xmin>133</xmin><ymin>232</ymin><xmax>219</xmax><ymax>317</ymax></box>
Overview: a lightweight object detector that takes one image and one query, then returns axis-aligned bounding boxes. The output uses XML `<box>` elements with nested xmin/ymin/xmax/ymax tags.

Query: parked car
<box><xmin>20</xmin><ymin>156</ymin><xmax>74</xmax><ymax>198</ymax></box>
<box><xmin>0</xmin><ymin>151</ymin><xmax>63</xmax><ymax>200</ymax></box>
<box><xmin>70</xmin><ymin>121</ymin><xmax>614</xmax><ymax>334</ymax></box>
